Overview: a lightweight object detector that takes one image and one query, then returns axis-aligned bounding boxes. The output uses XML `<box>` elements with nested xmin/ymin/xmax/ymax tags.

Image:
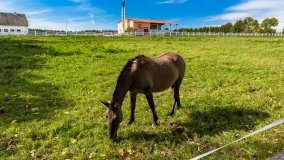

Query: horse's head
<box><xmin>101</xmin><ymin>101</ymin><xmax>123</xmax><ymax>139</ymax></box>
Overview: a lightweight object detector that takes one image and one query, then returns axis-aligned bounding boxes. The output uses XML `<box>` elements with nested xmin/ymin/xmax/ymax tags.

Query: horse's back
<box><xmin>153</xmin><ymin>52</ymin><xmax>185</xmax><ymax>77</ymax></box>
<box><xmin>130</xmin><ymin>52</ymin><xmax>185</xmax><ymax>93</ymax></box>
<box><xmin>151</xmin><ymin>52</ymin><xmax>185</xmax><ymax>92</ymax></box>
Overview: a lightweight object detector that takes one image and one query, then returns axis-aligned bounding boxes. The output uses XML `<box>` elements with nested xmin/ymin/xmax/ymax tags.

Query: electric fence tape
<box><xmin>190</xmin><ymin>118</ymin><xmax>284</xmax><ymax>160</ymax></box>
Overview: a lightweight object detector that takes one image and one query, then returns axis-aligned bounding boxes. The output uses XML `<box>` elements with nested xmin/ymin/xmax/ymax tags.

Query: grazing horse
<box><xmin>102</xmin><ymin>52</ymin><xmax>186</xmax><ymax>139</ymax></box>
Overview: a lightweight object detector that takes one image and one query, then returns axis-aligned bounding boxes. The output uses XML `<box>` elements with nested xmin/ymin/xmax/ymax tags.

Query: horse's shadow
<box><xmin>182</xmin><ymin>105</ymin><xmax>269</xmax><ymax>136</ymax></box>
<box><xmin>125</xmin><ymin>105</ymin><xmax>269</xmax><ymax>142</ymax></box>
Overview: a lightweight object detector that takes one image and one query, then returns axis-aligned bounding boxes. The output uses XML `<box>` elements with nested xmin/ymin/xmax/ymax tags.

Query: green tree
<box><xmin>231</xmin><ymin>20</ymin><xmax>245</xmax><ymax>33</ymax></box>
<box><xmin>243</xmin><ymin>17</ymin><xmax>259</xmax><ymax>33</ymax></box>
<box><xmin>220</xmin><ymin>23</ymin><xmax>233</xmax><ymax>33</ymax></box>
<box><xmin>125</xmin><ymin>27</ymin><xmax>134</xmax><ymax>32</ymax></box>
<box><xmin>261</xmin><ymin>18</ymin><xmax>279</xmax><ymax>33</ymax></box>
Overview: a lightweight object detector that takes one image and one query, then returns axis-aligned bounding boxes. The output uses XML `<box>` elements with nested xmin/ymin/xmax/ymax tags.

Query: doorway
<box><xmin>144</xmin><ymin>27</ymin><xmax>149</xmax><ymax>33</ymax></box>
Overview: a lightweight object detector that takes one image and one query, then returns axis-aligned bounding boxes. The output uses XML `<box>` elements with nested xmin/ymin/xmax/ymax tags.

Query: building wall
<box><xmin>118</xmin><ymin>20</ymin><xmax>166</xmax><ymax>34</ymax></box>
<box><xmin>118</xmin><ymin>19</ymin><xmax>134</xmax><ymax>34</ymax></box>
<box><xmin>118</xmin><ymin>20</ymin><xmax>152</xmax><ymax>33</ymax></box>
<box><xmin>133</xmin><ymin>22</ymin><xmax>150</xmax><ymax>32</ymax></box>
<box><xmin>118</xmin><ymin>20</ymin><xmax>127</xmax><ymax>34</ymax></box>
<box><xmin>0</xmin><ymin>25</ymin><xmax>28</xmax><ymax>35</ymax></box>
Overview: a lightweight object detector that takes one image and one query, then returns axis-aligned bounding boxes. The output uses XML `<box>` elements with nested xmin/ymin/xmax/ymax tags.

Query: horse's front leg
<box><xmin>128</xmin><ymin>92</ymin><xmax>137</xmax><ymax>125</ymax></box>
<box><xmin>144</xmin><ymin>90</ymin><xmax>159</xmax><ymax>126</ymax></box>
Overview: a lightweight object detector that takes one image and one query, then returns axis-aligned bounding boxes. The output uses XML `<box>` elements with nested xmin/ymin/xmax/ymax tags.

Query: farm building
<box><xmin>0</xmin><ymin>12</ymin><xmax>29</xmax><ymax>35</ymax></box>
<box><xmin>118</xmin><ymin>18</ymin><xmax>174</xmax><ymax>34</ymax></box>
<box><xmin>118</xmin><ymin>0</ymin><xmax>174</xmax><ymax>34</ymax></box>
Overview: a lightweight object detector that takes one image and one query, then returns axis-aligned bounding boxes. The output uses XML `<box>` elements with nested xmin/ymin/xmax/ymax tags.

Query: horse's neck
<box><xmin>112</xmin><ymin>73</ymin><xmax>132</xmax><ymax>106</ymax></box>
<box><xmin>112</xmin><ymin>87</ymin><xmax>128</xmax><ymax>106</ymax></box>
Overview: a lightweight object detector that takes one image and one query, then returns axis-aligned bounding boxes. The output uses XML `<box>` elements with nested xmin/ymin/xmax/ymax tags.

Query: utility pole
<box><xmin>122</xmin><ymin>0</ymin><xmax>126</xmax><ymax>33</ymax></box>
<box><xmin>65</xmin><ymin>16</ymin><xmax>68</xmax><ymax>36</ymax></box>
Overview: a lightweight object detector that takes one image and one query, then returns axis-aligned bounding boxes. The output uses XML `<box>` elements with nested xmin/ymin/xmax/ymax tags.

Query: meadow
<box><xmin>0</xmin><ymin>35</ymin><xmax>283</xmax><ymax>159</ymax></box>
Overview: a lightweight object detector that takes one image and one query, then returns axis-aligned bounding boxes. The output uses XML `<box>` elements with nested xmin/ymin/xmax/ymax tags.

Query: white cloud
<box><xmin>26</xmin><ymin>9</ymin><xmax>52</xmax><ymax>16</ymax></box>
<box><xmin>211</xmin><ymin>12</ymin><xmax>255</xmax><ymax>21</ymax></box>
<box><xmin>0</xmin><ymin>0</ymin><xmax>116</xmax><ymax>31</ymax></box>
<box><xmin>89</xmin><ymin>13</ymin><xmax>95</xmax><ymax>25</ymax></box>
<box><xmin>211</xmin><ymin>0</ymin><xmax>284</xmax><ymax>32</ymax></box>
<box><xmin>28</xmin><ymin>18</ymin><xmax>66</xmax><ymax>30</ymax></box>
<box><xmin>28</xmin><ymin>10</ymin><xmax>115</xmax><ymax>31</ymax></box>
<box><xmin>226</xmin><ymin>0</ymin><xmax>283</xmax><ymax>11</ymax></box>
<box><xmin>156</xmin><ymin>0</ymin><xmax>188</xmax><ymax>4</ymax></box>
<box><xmin>75</xmin><ymin>4</ymin><xmax>105</xmax><ymax>14</ymax></box>
<box><xmin>28</xmin><ymin>15</ymin><xmax>116</xmax><ymax>31</ymax></box>
<box><xmin>91</xmin><ymin>19</ymin><xmax>95</xmax><ymax>25</ymax></box>
<box><xmin>68</xmin><ymin>16</ymin><xmax>89</xmax><ymax>22</ymax></box>
<box><xmin>28</xmin><ymin>17</ymin><xmax>107</xmax><ymax>31</ymax></box>
<box><xmin>0</xmin><ymin>1</ymin><xmax>15</xmax><ymax>12</ymax></box>
<box><xmin>0</xmin><ymin>1</ymin><xmax>51</xmax><ymax>16</ymax></box>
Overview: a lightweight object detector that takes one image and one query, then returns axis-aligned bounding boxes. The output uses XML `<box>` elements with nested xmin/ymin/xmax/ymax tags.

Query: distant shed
<box><xmin>0</xmin><ymin>12</ymin><xmax>29</xmax><ymax>35</ymax></box>
<box><xmin>118</xmin><ymin>18</ymin><xmax>174</xmax><ymax>34</ymax></box>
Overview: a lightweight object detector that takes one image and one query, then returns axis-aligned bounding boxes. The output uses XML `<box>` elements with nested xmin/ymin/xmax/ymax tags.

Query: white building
<box><xmin>0</xmin><ymin>12</ymin><xmax>28</xmax><ymax>35</ymax></box>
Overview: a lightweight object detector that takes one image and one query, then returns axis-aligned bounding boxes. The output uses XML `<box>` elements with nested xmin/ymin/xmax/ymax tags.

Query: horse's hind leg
<box><xmin>145</xmin><ymin>90</ymin><xmax>159</xmax><ymax>126</ymax></box>
<box><xmin>169</xmin><ymin>78</ymin><xmax>182</xmax><ymax>116</ymax></box>
<box><xmin>175</xmin><ymin>84</ymin><xmax>182</xmax><ymax>109</ymax></box>
<box><xmin>128</xmin><ymin>92</ymin><xmax>137</xmax><ymax>125</ymax></box>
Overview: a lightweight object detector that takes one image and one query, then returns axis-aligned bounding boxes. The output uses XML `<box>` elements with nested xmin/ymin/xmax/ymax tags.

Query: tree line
<box><xmin>178</xmin><ymin>17</ymin><xmax>283</xmax><ymax>33</ymax></box>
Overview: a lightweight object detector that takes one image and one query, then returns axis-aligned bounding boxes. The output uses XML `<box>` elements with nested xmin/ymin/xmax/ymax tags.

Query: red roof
<box><xmin>118</xmin><ymin>18</ymin><xmax>174</xmax><ymax>24</ymax></box>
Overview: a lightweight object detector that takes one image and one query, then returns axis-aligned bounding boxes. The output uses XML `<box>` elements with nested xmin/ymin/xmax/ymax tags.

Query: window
<box><xmin>10</xmin><ymin>29</ymin><xmax>15</xmax><ymax>32</ymax></box>
<box><xmin>0</xmin><ymin>29</ymin><xmax>2</xmax><ymax>32</ymax></box>
<box><xmin>17</xmin><ymin>29</ymin><xmax>21</xmax><ymax>32</ymax></box>
<box><xmin>4</xmin><ymin>29</ymin><xmax>8</xmax><ymax>32</ymax></box>
<box><xmin>137</xmin><ymin>24</ymin><xmax>142</xmax><ymax>29</ymax></box>
<box><xmin>150</xmin><ymin>24</ymin><xmax>161</xmax><ymax>30</ymax></box>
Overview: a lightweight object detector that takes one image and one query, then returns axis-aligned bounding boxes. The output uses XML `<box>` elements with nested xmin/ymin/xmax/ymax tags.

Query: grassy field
<box><xmin>0</xmin><ymin>35</ymin><xmax>283</xmax><ymax>159</ymax></box>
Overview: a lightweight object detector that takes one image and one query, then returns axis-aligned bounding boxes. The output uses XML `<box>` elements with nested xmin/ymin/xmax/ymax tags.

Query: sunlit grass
<box><xmin>0</xmin><ymin>35</ymin><xmax>283</xmax><ymax>159</ymax></box>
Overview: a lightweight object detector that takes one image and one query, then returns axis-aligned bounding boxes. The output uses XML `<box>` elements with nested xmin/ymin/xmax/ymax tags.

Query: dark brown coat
<box><xmin>102</xmin><ymin>52</ymin><xmax>186</xmax><ymax>139</ymax></box>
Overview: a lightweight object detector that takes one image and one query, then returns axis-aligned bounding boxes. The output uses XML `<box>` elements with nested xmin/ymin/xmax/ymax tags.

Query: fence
<box><xmin>28</xmin><ymin>31</ymin><xmax>284</xmax><ymax>37</ymax></box>
<box><xmin>28</xmin><ymin>31</ymin><xmax>117</xmax><ymax>36</ymax></box>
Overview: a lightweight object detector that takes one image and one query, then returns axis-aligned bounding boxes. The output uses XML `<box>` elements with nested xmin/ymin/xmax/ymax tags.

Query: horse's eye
<box><xmin>105</xmin><ymin>114</ymin><xmax>108</xmax><ymax>119</ymax></box>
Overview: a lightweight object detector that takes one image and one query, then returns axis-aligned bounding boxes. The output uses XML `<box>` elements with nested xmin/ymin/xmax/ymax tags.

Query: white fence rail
<box><xmin>27</xmin><ymin>31</ymin><xmax>284</xmax><ymax>37</ymax></box>
<box><xmin>27</xmin><ymin>31</ymin><xmax>118</xmax><ymax>36</ymax></box>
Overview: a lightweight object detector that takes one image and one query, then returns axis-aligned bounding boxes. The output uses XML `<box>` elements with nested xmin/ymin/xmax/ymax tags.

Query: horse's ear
<box><xmin>101</xmin><ymin>101</ymin><xmax>110</xmax><ymax>108</ymax></box>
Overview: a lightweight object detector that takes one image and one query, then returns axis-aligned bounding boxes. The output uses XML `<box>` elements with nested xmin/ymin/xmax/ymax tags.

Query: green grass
<box><xmin>0</xmin><ymin>35</ymin><xmax>283</xmax><ymax>159</ymax></box>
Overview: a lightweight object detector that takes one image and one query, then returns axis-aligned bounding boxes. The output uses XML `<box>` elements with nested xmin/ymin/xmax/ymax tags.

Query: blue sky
<box><xmin>1</xmin><ymin>0</ymin><xmax>283</xmax><ymax>31</ymax></box>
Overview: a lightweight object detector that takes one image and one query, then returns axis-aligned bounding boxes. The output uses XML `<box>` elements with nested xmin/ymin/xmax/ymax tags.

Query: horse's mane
<box><xmin>112</xmin><ymin>55</ymin><xmax>146</xmax><ymax>100</ymax></box>
<box><xmin>116</xmin><ymin>55</ymin><xmax>145</xmax><ymax>85</ymax></box>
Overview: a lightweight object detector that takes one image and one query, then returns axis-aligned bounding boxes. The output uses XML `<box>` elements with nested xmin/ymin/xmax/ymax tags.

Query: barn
<box><xmin>118</xmin><ymin>18</ymin><xmax>174</xmax><ymax>34</ymax></box>
<box><xmin>0</xmin><ymin>12</ymin><xmax>29</xmax><ymax>35</ymax></box>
